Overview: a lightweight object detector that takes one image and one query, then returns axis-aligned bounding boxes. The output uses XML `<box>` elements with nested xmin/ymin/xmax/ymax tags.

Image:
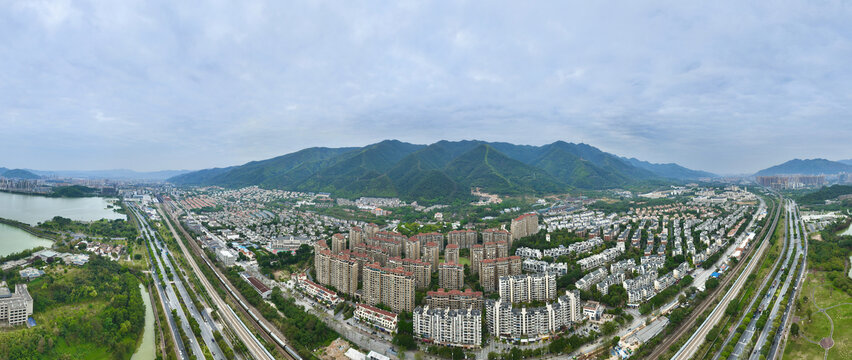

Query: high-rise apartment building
<box><xmin>413</xmin><ymin>306</ymin><xmax>482</xmax><ymax>347</ymax></box>
<box><xmin>511</xmin><ymin>213</ymin><xmax>539</xmax><ymax>245</ymax></box>
<box><xmin>438</xmin><ymin>262</ymin><xmax>464</xmax><ymax>290</ymax></box>
<box><xmin>425</xmin><ymin>288</ymin><xmax>484</xmax><ymax>310</ymax></box>
<box><xmin>479</xmin><ymin>256</ymin><xmax>522</xmax><ymax>293</ymax></box>
<box><xmin>447</xmin><ymin>230</ymin><xmax>477</xmax><ymax>248</ymax></box>
<box><xmin>331</xmin><ymin>233</ymin><xmax>346</xmax><ymax>254</ymax></box>
<box><xmin>497</xmin><ymin>273</ymin><xmax>557</xmax><ymax>303</ymax></box>
<box><xmin>388</xmin><ymin>256</ymin><xmax>432</xmax><ymax>289</ymax></box>
<box><xmin>484</xmin><ymin>290</ymin><xmax>581</xmax><ymax>340</ymax></box>
<box><xmin>363</xmin><ymin>263</ymin><xmax>415</xmax><ymax>313</ymax></box>
<box><xmin>422</xmin><ymin>242</ymin><xmax>440</xmax><ymax>270</ymax></box>
<box><xmin>445</xmin><ymin>244</ymin><xmax>460</xmax><ymax>265</ymax></box>
<box><xmin>482</xmin><ymin>228</ymin><xmax>510</xmax><ymax>243</ymax></box>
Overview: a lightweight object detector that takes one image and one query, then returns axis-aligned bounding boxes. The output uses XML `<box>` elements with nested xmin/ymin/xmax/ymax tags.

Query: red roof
<box><xmin>357</xmin><ymin>303</ymin><xmax>398</xmax><ymax>319</ymax></box>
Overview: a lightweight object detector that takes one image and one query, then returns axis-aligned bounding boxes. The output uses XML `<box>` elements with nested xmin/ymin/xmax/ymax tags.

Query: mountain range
<box><xmin>0</xmin><ymin>167</ymin><xmax>40</xmax><ymax>179</ymax></box>
<box><xmin>754</xmin><ymin>159</ymin><xmax>852</xmax><ymax>176</ymax></box>
<box><xmin>169</xmin><ymin>140</ymin><xmax>714</xmax><ymax>202</ymax></box>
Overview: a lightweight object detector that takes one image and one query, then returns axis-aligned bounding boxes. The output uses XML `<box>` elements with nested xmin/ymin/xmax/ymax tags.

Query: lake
<box><xmin>131</xmin><ymin>283</ymin><xmax>156</xmax><ymax>360</ymax></box>
<box><xmin>0</xmin><ymin>223</ymin><xmax>53</xmax><ymax>257</ymax></box>
<box><xmin>0</xmin><ymin>191</ymin><xmax>125</xmax><ymax>226</ymax></box>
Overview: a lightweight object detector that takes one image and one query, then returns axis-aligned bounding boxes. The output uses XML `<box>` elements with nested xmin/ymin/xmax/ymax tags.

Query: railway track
<box><xmin>645</xmin><ymin>196</ymin><xmax>782</xmax><ymax>359</ymax></box>
<box><xmin>156</xmin><ymin>201</ymin><xmax>301</xmax><ymax>360</ymax></box>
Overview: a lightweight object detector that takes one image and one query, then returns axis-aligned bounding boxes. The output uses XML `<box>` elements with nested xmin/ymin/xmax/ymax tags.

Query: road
<box><xmin>713</xmin><ymin>201</ymin><xmax>790</xmax><ymax>360</ymax></box>
<box><xmin>132</xmin><ymin>205</ymin><xmax>227</xmax><ymax>360</ymax></box>
<box><xmin>765</xmin><ymin>201</ymin><xmax>807</xmax><ymax>360</ymax></box>
<box><xmin>723</xmin><ymin>201</ymin><xmax>795</xmax><ymax>359</ymax></box>
<box><xmin>747</xmin><ymin>201</ymin><xmax>803</xmax><ymax>359</ymax></box>
<box><xmin>139</xmin><ymin>217</ymin><xmax>188</xmax><ymax>360</ymax></box>
<box><xmin>153</xmin><ymin>203</ymin><xmax>279</xmax><ymax>360</ymax></box>
<box><xmin>667</xmin><ymin>196</ymin><xmax>782</xmax><ymax>360</ymax></box>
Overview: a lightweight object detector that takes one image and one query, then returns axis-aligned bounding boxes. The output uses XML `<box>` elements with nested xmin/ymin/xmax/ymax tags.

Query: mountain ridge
<box><xmin>755</xmin><ymin>158</ymin><xmax>852</xmax><ymax>176</ymax></box>
<box><xmin>169</xmin><ymin>140</ymin><xmax>714</xmax><ymax>202</ymax></box>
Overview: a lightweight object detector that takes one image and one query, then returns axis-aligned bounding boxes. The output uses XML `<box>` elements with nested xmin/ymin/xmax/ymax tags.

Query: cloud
<box><xmin>0</xmin><ymin>1</ymin><xmax>851</xmax><ymax>173</ymax></box>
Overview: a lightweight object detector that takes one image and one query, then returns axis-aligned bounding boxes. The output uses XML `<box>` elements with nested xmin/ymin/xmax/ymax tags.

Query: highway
<box><xmin>712</xmin><ymin>201</ymin><xmax>791</xmax><ymax>360</ymax></box>
<box><xmin>747</xmin><ymin>201</ymin><xmax>803</xmax><ymax>359</ymax></box>
<box><xmin>138</xmin><ymin>214</ymin><xmax>188</xmax><ymax>360</ymax></box>
<box><xmin>131</xmin><ymin>205</ymin><xmax>226</xmax><ymax>360</ymax></box>
<box><xmin>765</xmin><ymin>201</ymin><xmax>808</xmax><ymax>360</ymax></box>
<box><xmin>668</xmin><ymin>196</ymin><xmax>782</xmax><ymax>360</ymax></box>
<box><xmin>153</xmin><ymin>203</ymin><xmax>279</xmax><ymax>360</ymax></box>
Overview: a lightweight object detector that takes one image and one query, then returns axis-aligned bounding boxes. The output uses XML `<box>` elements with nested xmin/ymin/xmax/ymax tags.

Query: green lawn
<box><xmin>458</xmin><ymin>256</ymin><xmax>471</xmax><ymax>266</ymax></box>
<box><xmin>784</xmin><ymin>272</ymin><xmax>852</xmax><ymax>360</ymax></box>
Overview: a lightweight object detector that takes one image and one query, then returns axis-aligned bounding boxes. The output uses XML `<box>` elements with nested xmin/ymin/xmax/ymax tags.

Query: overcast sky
<box><xmin>1</xmin><ymin>1</ymin><xmax>851</xmax><ymax>174</ymax></box>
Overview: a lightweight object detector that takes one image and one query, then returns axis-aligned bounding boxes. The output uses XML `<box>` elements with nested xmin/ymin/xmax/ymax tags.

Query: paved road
<box><xmin>133</xmin><ymin>207</ymin><xmax>204</xmax><ymax>360</ymax></box>
<box><xmin>154</xmin><ymin>203</ymin><xmax>278</xmax><ymax>360</ymax></box>
<box><xmin>713</xmin><ymin>201</ymin><xmax>790</xmax><ymax>360</ymax></box>
<box><xmin>137</xmin><ymin>205</ymin><xmax>225</xmax><ymax>360</ymax></box>
<box><xmin>670</xmin><ymin>196</ymin><xmax>782</xmax><ymax>360</ymax></box>
<box><xmin>724</xmin><ymin>202</ymin><xmax>795</xmax><ymax>359</ymax></box>
<box><xmin>748</xmin><ymin>201</ymin><xmax>803</xmax><ymax>360</ymax></box>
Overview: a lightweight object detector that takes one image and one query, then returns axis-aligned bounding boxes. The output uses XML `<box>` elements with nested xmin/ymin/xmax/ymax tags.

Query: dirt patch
<box><xmin>792</xmin><ymin>316</ymin><xmax>800</xmax><ymax>323</ymax></box>
<box><xmin>820</xmin><ymin>337</ymin><xmax>834</xmax><ymax>349</ymax></box>
<box><xmin>321</xmin><ymin>337</ymin><xmax>351</xmax><ymax>360</ymax></box>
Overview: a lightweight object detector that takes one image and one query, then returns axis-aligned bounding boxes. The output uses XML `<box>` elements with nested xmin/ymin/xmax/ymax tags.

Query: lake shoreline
<box><xmin>0</xmin><ymin>217</ymin><xmax>61</xmax><ymax>241</ymax></box>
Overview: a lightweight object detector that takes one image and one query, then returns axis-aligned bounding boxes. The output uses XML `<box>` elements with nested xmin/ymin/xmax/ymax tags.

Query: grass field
<box><xmin>784</xmin><ymin>272</ymin><xmax>852</xmax><ymax>360</ymax></box>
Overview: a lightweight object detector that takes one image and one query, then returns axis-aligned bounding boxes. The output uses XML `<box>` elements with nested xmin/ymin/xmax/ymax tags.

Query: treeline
<box><xmin>798</xmin><ymin>185</ymin><xmax>852</xmax><ymax>205</ymax></box>
<box><xmin>810</xmin><ymin>221</ymin><xmax>852</xmax><ymax>295</ymax></box>
<box><xmin>0</xmin><ymin>257</ymin><xmax>145</xmax><ymax>359</ymax></box>
<box><xmin>225</xmin><ymin>267</ymin><xmax>338</xmax><ymax>358</ymax></box>
<box><xmin>38</xmin><ymin>216</ymin><xmax>139</xmax><ymax>239</ymax></box>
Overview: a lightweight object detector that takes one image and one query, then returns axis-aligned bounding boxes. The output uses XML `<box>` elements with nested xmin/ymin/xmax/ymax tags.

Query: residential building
<box><xmin>425</xmin><ymin>288</ymin><xmax>484</xmax><ymax>310</ymax></box>
<box><xmin>294</xmin><ymin>273</ymin><xmax>341</xmax><ymax>306</ymax></box>
<box><xmin>498</xmin><ymin>273</ymin><xmax>557</xmax><ymax>303</ymax></box>
<box><xmin>484</xmin><ymin>241</ymin><xmax>508</xmax><ymax>259</ymax></box>
<box><xmin>484</xmin><ymin>290</ymin><xmax>582</xmax><ymax>340</ymax></box>
<box><xmin>422</xmin><ymin>242</ymin><xmax>440</xmax><ymax>270</ymax></box>
<box><xmin>332</xmin><ymin>233</ymin><xmax>346</xmax><ymax>254</ymax></box>
<box><xmin>413</xmin><ymin>305</ymin><xmax>482</xmax><ymax>347</ymax></box>
<box><xmin>510</xmin><ymin>213</ymin><xmax>539</xmax><ymax>244</ymax></box>
<box><xmin>471</xmin><ymin>245</ymin><xmax>484</xmax><ymax>274</ymax></box>
<box><xmin>350</xmin><ymin>226</ymin><xmax>365</xmax><ymax>249</ymax></box>
<box><xmin>387</xmin><ymin>257</ymin><xmax>432</xmax><ymax>289</ymax></box>
<box><xmin>363</xmin><ymin>263</ymin><xmax>416</xmax><ymax>313</ymax></box>
<box><xmin>439</xmin><ymin>262</ymin><xmax>464</xmax><ymax>290</ymax></box>
<box><xmin>479</xmin><ymin>256</ymin><xmax>522</xmax><ymax>292</ymax></box>
<box><xmin>481</xmin><ymin>228</ymin><xmax>510</xmax><ymax>244</ymax></box>
<box><xmin>521</xmin><ymin>259</ymin><xmax>568</xmax><ymax>275</ymax></box>
<box><xmin>447</xmin><ymin>230</ymin><xmax>477</xmax><ymax>248</ymax></box>
<box><xmin>412</xmin><ymin>232</ymin><xmax>444</xmax><ymax>251</ymax></box>
<box><xmin>404</xmin><ymin>238</ymin><xmax>420</xmax><ymax>260</ymax></box>
<box><xmin>445</xmin><ymin>244</ymin><xmax>460</xmax><ymax>265</ymax></box>
<box><xmin>355</xmin><ymin>303</ymin><xmax>398</xmax><ymax>333</ymax></box>
<box><xmin>0</xmin><ymin>284</ymin><xmax>33</xmax><ymax>326</ymax></box>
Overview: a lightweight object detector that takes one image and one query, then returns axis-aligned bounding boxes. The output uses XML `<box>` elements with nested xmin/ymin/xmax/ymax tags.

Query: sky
<box><xmin>1</xmin><ymin>1</ymin><xmax>851</xmax><ymax>174</ymax></box>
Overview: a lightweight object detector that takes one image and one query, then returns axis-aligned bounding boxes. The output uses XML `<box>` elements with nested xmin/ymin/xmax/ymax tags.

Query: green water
<box><xmin>0</xmin><ymin>223</ymin><xmax>53</xmax><ymax>257</ymax></box>
<box><xmin>0</xmin><ymin>191</ymin><xmax>125</xmax><ymax>226</ymax></box>
<box><xmin>131</xmin><ymin>283</ymin><xmax>156</xmax><ymax>360</ymax></box>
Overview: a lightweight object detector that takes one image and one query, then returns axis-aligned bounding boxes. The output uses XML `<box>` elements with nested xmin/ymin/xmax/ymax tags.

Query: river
<box><xmin>0</xmin><ymin>191</ymin><xmax>125</xmax><ymax>226</ymax></box>
<box><xmin>131</xmin><ymin>283</ymin><xmax>156</xmax><ymax>360</ymax></box>
<box><xmin>0</xmin><ymin>223</ymin><xmax>54</xmax><ymax>257</ymax></box>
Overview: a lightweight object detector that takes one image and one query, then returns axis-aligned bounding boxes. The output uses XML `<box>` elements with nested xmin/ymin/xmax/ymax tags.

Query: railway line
<box><xmin>157</xmin><ymin>200</ymin><xmax>303</xmax><ymax>360</ymax></box>
<box><xmin>646</xmin><ymin>196</ymin><xmax>782</xmax><ymax>359</ymax></box>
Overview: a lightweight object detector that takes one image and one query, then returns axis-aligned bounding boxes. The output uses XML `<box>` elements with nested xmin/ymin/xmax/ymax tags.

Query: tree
<box><xmin>791</xmin><ymin>323</ymin><xmax>799</xmax><ymax>336</ymax></box>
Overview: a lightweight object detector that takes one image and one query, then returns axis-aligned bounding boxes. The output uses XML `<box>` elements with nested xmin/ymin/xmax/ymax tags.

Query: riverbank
<box><xmin>0</xmin><ymin>216</ymin><xmax>61</xmax><ymax>241</ymax></box>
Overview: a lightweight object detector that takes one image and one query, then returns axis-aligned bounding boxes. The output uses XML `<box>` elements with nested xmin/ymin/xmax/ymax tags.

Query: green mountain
<box><xmin>755</xmin><ymin>159</ymin><xmax>852</xmax><ymax>176</ymax></box>
<box><xmin>0</xmin><ymin>168</ymin><xmax>40</xmax><ymax>179</ymax></box>
<box><xmin>622</xmin><ymin>157</ymin><xmax>716</xmax><ymax>180</ymax></box>
<box><xmin>169</xmin><ymin>140</ymin><xmax>702</xmax><ymax>202</ymax></box>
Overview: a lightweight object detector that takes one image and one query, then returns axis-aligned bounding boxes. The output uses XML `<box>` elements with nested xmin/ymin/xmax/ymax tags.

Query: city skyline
<box><xmin>2</xmin><ymin>1</ymin><xmax>852</xmax><ymax>173</ymax></box>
